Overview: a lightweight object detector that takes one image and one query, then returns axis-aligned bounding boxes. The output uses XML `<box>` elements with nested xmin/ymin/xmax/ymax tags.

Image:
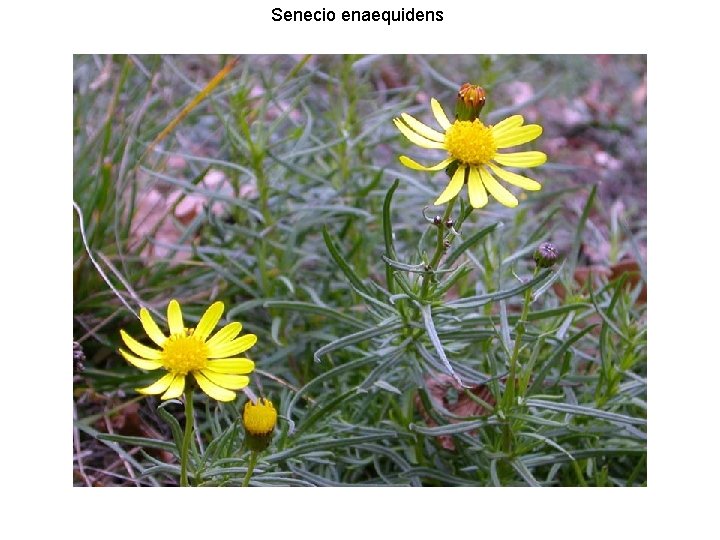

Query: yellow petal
<box><xmin>480</xmin><ymin>168</ymin><xmax>518</xmax><ymax>208</ymax></box>
<box><xmin>493</xmin><ymin>151</ymin><xmax>547</xmax><ymax>168</ymax></box>
<box><xmin>206</xmin><ymin>322</ymin><xmax>243</xmax><ymax>348</ymax></box>
<box><xmin>467</xmin><ymin>167</ymin><xmax>488</xmax><ymax>209</ymax></box>
<box><xmin>434</xmin><ymin>165</ymin><xmax>466</xmax><ymax>206</ymax></box>
<box><xmin>195</xmin><ymin>301</ymin><xmax>224</xmax><ymax>342</ymax></box>
<box><xmin>494</xmin><ymin>124</ymin><xmax>543</xmax><ymax>149</ymax></box>
<box><xmin>491</xmin><ymin>115</ymin><xmax>524</xmax><ymax>138</ymax></box>
<box><xmin>206</xmin><ymin>358</ymin><xmax>255</xmax><ymax>374</ymax></box>
<box><xmin>393</xmin><ymin>119</ymin><xmax>445</xmax><ymax>149</ymax></box>
<box><xmin>207</xmin><ymin>334</ymin><xmax>258</xmax><ymax>358</ymax></box>
<box><xmin>430</xmin><ymin>98</ymin><xmax>451</xmax><ymax>130</ymax></box>
<box><xmin>194</xmin><ymin>372</ymin><xmax>237</xmax><ymax>402</ymax></box>
<box><xmin>161</xmin><ymin>374</ymin><xmax>186</xmax><ymax>400</ymax></box>
<box><xmin>139</xmin><ymin>308</ymin><xmax>167</xmax><ymax>347</ymax></box>
<box><xmin>487</xmin><ymin>163</ymin><xmax>542</xmax><ymax>191</ymax></box>
<box><xmin>399</xmin><ymin>155</ymin><xmax>454</xmax><ymax>172</ymax></box>
<box><xmin>119</xmin><ymin>349</ymin><xmax>163</xmax><ymax>371</ymax></box>
<box><xmin>167</xmin><ymin>300</ymin><xmax>184</xmax><ymax>335</ymax></box>
<box><xmin>400</xmin><ymin>113</ymin><xmax>445</xmax><ymax>142</ymax></box>
<box><xmin>200</xmin><ymin>370</ymin><xmax>250</xmax><ymax>390</ymax></box>
<box><xmin>120</xmin><ymin>330</ymin><xmax>162</xmax><ymax>360</ymax></box>
<box><xmin>136</xmin><ymin>372</ymin><xmax>175</xmax><ymax>395</ymax></box>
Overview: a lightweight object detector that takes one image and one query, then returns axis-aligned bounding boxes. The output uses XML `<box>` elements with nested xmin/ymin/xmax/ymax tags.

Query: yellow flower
<box><xmin>119</xmin><ymin>299</ymin><xmax>256</xmax><ymax>402</ymax></box>
<box><xmin>393</xmin><ymin>98</ymin><xmax>547</xmax><ymax>208</ymax></box>
<box><xmin>243</xmin><ymin>397</ymin><xmax>277</xmax><ymax>437</ymax></box>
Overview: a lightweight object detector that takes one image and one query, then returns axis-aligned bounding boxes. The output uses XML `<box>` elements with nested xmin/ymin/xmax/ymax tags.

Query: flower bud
<box><xmin>243</xmin><ymin>397</ymin><xmax>277</xmax><ymax>451</ymax></box>
<box><xmin>455</xmin><ymin>83</ymin><xmax>486</xmax><ymax>121</ymax></box>
<box><xmin>533</xmin><ymin>242</ymin><xmax>559</xmax><ymax>268</ymax></box>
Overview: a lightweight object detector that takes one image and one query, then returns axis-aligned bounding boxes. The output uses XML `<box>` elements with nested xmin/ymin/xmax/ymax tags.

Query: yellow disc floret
<box><xmin>243</xmin><ymin>398</ymin><xmax>278</xmax><ymax>436</ymax></box>
<box><xmin>161</xmin><ymin>329</ymin><xmax>209</xmax><ymax>375</ymax></box>
<box><xmin>444</xmin><ymin>119</ymin><xmax>497</xmax><ymax>166</ymax></box>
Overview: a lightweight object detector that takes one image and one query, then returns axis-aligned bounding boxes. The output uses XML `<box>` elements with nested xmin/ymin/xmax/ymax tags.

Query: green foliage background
<box><xmin>73</xmin><ymin>54</ymin><xmax>646</xmax><ymax>486</ymax></box>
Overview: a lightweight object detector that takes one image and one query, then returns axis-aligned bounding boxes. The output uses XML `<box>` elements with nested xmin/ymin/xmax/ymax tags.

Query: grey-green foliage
<box><xmin>73</xmin><ymin>54</ymin><xmax>646</xmax><ymax>486</ymax></box>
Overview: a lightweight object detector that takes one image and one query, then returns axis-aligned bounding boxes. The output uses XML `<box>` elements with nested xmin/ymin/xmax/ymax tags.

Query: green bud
<box><xmin>533</xmin><ymin>242</ymin><xmax>559</xmax><ymax>268</ymax></box>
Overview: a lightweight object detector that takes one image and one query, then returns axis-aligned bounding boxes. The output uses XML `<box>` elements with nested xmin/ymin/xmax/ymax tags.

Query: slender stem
<box><xmin>242</xmin><ymin>451</ymin><xmax>259</xmax><ymax>487</ymax></box>
<box><xmin>420</xmin><ymin>197</ymin><xmax>456</xmax><ymax>300</ymax></box>
<box><xmin>180</xmin><ymin>385</ymin><xmax>194</xmax><ymax>487</ymax></box>
<box><xmin>502</xmin><ymin>266</ymin><xmax>539</xmax><ymax>454</ymax></box>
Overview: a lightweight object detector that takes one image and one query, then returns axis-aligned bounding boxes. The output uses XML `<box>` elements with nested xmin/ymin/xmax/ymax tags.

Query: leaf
<box><xmin>322</xmin><ymin>226</ymin><xmax>370</xmax><ymax>295</ymax></box>
<box><xmin>420</xmin><ymin>304</ymin><xmax>464</xmax><ymax>387</ymax></box>
<box><xmin>525</xmin><ymin>398</ymin><xmax>647</xmax><ymax>425</ymax></box>
<box><xmin>443</xmin><ymin>269</ymin><xmax>552</xmax><ymax>310</ymax></box>
<box><xmin>444</xmin><ymin>222</ymin><xmax>499</xmax><ymax>267</ymax></box>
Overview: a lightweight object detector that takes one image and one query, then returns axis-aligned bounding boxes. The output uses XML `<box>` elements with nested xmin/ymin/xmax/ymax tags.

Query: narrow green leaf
<box><xmin>322</xmin><ymin>226</ymin><xmax>370</xmax><ymax>295</ymax></box>
<box><xmin>525</xmin><ymin>398</ymin><xmax>647</xmax><ymax>425</ymax></box>
<box><xmin>409</xmin><ymin>419</ymin><xmax>485</xmax><ymax>436</ymax></box>
<box><xmin>420</xmin><ymin>304</ymin><xmax>463</xmax><ymax>386</ymax></box>
<box><xmin>444</xmin><ymin>222</ymin><xmax>499</xmax><ymax>267</ymax></box>
<box><xmin>313</xmin><ymin>318</ymin><xmax>403</xmax><ymax>361</ymax></box>
<box><xmin>444</xmin><ymin>269</ymin><xmax>552</xmax><ymax>310</ymax></box>
<box><xmin>383</xmin><ymin>179</ymin><xmax>400</xmax><ymax>293</ymax></box>
<box><xmin>566</xmin><ymin>185</ymin><xmax>597</xmax><ymax>284</ymax></box>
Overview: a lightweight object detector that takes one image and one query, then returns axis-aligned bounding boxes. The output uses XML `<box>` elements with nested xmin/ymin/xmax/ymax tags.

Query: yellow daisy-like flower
<box><xmin>119</xmin><ymin>299</ymin><xmax>256</xmax><ymax>402</ymax></box>
<box><xmin>393</xmin><ymin>98</ymin><xmax>547</xmax><ymax>208</ymax></box>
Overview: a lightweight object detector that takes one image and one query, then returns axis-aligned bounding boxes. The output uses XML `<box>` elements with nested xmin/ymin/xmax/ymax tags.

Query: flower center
<box><xmin>444</xmin><ymin>119</ymin><xmax>497</xmax><ymax>166</ymax></box>
<box><xmin>161</xmin><ymin>329</ymin><xmax>208</xmax><ymax>375</ymax></box>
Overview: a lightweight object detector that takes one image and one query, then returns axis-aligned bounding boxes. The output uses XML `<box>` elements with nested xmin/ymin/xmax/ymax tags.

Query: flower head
<box><xmin>393</xmin><ymin>96</ymin><xmax>547</xmax><ymax>208</ymax></box>
<box><xmin>243</xmin><ymin>397</ymin><xmax>277</xmax><ymax>451</ymax></box>
<box><xmin>533</xmin><ymin>241</ymin><xmax>559</xmax><ymax>268</ymax></box>
<box><xmin>119</xmin><ymin>299</ymin><xmax>256</xmax><ymax>402</ymax></box>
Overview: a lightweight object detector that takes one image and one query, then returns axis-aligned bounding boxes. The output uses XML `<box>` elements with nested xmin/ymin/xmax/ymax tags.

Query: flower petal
<box><xmin>167</xmin><ymin>300</ymin><xmax>184</xmax><ymax>335</ymax></box>
<box><xmin>206</xmin><ymin>358</ymin><xmax>255</xmax><ymax>374</ymax></box>
<box><xmin>206</xmin><ymin>322</ymin><xmax>243</xmax><ymax>348</ymax></box>
<box><xmin>136</xmin><ymin>372</ymin><xmax>175</xmax><ymax>395</ymax></box>
<box><xmin>434</xmin><ymin>165</ymin><xmax>466</xmax><ymax>206</ymax></box>
<box><xmin>467</xmin><ymin>167</ymin><xmax>488</xmax><ymax>209</ymax></box>
<box><xmin>195</xmin><ymin>301</ymin><xmax>224</xmax><ymax>342</ymax></box>
<box><xmin>487</xmin><ymin>163</ymin><xmax>542</xmax><ymax>191</ymax></box>
<box><xmin>399</xmin><ymin>155</ymin><xmax>454</xmax><ymax>172</ymax></box>
<box><xmin>207</xmin><ymin>334</ymin><xmax>258</xmax><ymax>358</ymax></box>
<box><xmin>193</xmin><ymin>372</ymin><xmax>237</xmax><ymax>402</ymax></box>
<box><xmin>393</xmin><ymin>119</ymin><xmax>445</xmax><ymax>149</ymax></box>
<box><xmin>431</xmin><ymin>98</ymin><xmax>451</xmax><ymax>130</ymax></box>
<box><xmin>400</xmin><ymin>113</ymin><xmax>445</xmax><ymax>142</ymax></box>
<box><xmin>160</xmin><ymin>374</ymin><xmax>186</xmax><ymax>400</ymax></box>
<box><xmin>493</xmin><ymin>151</ymin><xmax>547</xmax><ymax>168</ymax></box>
<box><xmin>200</xmin><ymin>370</ymin><xmax>250</xmax><ymax>390</ymax></box>
<box><xmin>139</xmin><ymin>308</ymin><xmax>167</xmax><ymax>347</ymax></box>
<box><xmin>119</xmin><ymin>349</ymin><xmax>163</xmax><ymax>370</ymax></box>
<box><xmin>120</xmin><ymin>330</ymin><xmax>162</xmax><ymax>360</ymax></box>
<box><xmin>494</xmin><ymin>124</ymin><xmax>543</xmax><ymax>149</ymax></box>
<box><xmin>491</xmin><ymin>115</ymin><xmax>524</xmax><ymax>138</ymax></box>
<box><xmin>480</xmin><ymin>168</ymin><xmax>518</xmax><ymax>208</ymax></box>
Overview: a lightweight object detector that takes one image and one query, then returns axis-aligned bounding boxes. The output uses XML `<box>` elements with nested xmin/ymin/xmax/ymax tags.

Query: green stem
<box><xmin>420</xmin><ymin>197</ymin><xmax>457</xmax><ymax>300</ymax></box>
<box><xmin>502</xmin><ymin>266</ymin><xmax>539</xmax><ymax>453</ymax></box>
<box><xmin>180</xmin><ymin>385</ymin><xmax>195</xmax><ymax>487</ymax></box>
<box><xmin>242</xmin><ymin>451</ymin><xmax>259</xmax><ymax>487</ymax></box>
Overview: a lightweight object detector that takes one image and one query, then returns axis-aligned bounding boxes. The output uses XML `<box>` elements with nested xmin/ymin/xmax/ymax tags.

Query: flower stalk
<box><xmin>180</xmin><ymin>385</ymin><xmax>195</xmax><ymax>487</ymax></box>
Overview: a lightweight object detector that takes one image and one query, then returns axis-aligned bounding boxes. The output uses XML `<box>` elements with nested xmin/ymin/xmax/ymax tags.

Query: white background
<box><xmin>2</xmin><ymin>0</ymin><xmax>716</xmax><ymax>537</ymax></box>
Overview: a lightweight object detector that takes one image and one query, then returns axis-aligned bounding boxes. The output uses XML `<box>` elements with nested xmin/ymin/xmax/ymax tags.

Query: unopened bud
<box><xmin>455</xmin><ymin>83</ymin><xmax>486</xmax><ymax>121</ymax></box>
<box><xmin>243</xmin><ymin>397</ymin><xmax>277</xmax><ymax>452</ymax></box>
<box><xmin>533</xmin><ymin>242</ymin><xmax>559</xmax><ymax>268</ymax></box>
